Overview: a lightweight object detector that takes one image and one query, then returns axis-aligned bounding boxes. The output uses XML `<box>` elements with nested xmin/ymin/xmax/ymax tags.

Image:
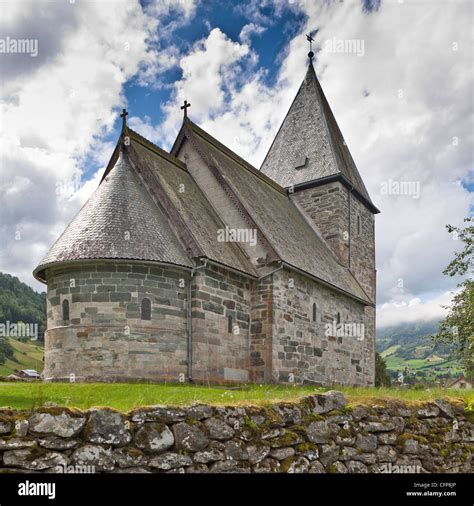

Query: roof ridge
<box><xmin>127</xmin><ymin>128</ymin><xmax>187</xmax><ymax>171</ymax></box>
<box><xmin>187</xmin><ymin>120</ymin><xmax>287</xmax><ymax>196</ymax></box>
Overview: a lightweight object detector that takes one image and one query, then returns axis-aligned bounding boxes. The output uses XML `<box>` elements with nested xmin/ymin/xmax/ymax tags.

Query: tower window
<box><xmin>336</xmin><ymin>312</ymin><xmax>341</xmax><ymax>325</ymax></box>
<box><xmin>228</xmin><ymin>315</ymin><xmax>233</xmax><ymax>334</ymax></box>
<box><xmin>357</xmin><ymin>215</ymin><xmax>361</xmax><ymax>235</ymax></box>
<box><xmin>141</xmin><ymin>298</ymin><xmax>151</xmax><ymax>320</ymax></box>
<box><xmin>62</xmin><ymin>300</ymin><xmax>69</xmax><ymax>322</ymax></box>
<box><xmin>312</xmin><ymin>303</ymin><xmax>317</xmax><ymax>322</ymax></box>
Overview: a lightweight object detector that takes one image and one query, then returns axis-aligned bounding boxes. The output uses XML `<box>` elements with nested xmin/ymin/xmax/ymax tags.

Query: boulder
<box><xmin>310</xmin><ymin>391</ymin><xmax>347</xmax><ymax>415</ymax></box>
<box><xmin>204</xmin><ymin>417</ymin><xmax>235</xmax><ymax>441</ymax></box>
<box><xmin>270</xmin><ymin>447</ymin><xmax>295</xmax><ymax>461</ymax></box>
<box><xmin>224</xmin><ymin>440</ymin><xmax>249</xmax><ymax>461</ymax></box>
<box><xmin>113</xmin><ymin>447</ymin><xmax>148</xmax><ymax>468</ymax></box>
<box><xmin>172</xmin><ymin>422</ymin><xmax>209</xmax><ymax>452</ymax></box>
<box><xmin>306</xmin><ymin>421</ymin><xmax>332</xmax><ymax>444</ymax></box>
<box><xmin>72</xmin><ymin>444</ymin><xmax>115</xmax><ymax>472</ymax></box>
<box><xmin>193</xmin><ymin>449</ymin><xmax>225</xmax><ymax>464</ymax></box>
<box><xmin>149</xmin><ymin>452</ymin><xmax>193</xmax><ymax>470</ymax></box>
<box><xmin>3</xmin><ymin>448</ymin><xmax>68</xmax><ymax>471</ymax></box>
<box><xmin>85</xmin><ymin>409</ymin><xmax>131</xmax><ymax>446</ymax></box>
<box><xmin>131</xmin><ymin>406</ymin><xmax>186</xmax><ymax>424</ymax></box>
<box><xmin>134</xmin><ymin>423</ymin><xmax>174</xmax><ymax>453</ymax></box>
<box><xmin>28</xmin><ymin>411</ymin><xmax>86</xmax><ymax>438</ymax></box>
<box><xmin>356</xmin><ymin>433</ymin><xmax>378</xmax><ymax>452</ymax></box>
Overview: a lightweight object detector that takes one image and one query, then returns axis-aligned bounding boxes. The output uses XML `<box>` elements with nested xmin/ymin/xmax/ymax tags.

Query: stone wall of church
<box><xmin>190</xmin><ymin>264</ymin><xmax>251</xmax><ymax>383</ymax></box>
<box><xmin>43</xmin><ymin>262</ymin><xmax>189</xmax><ymax>382</ymax></box>
<box><xmin>271</xmin><ymin>269</ymin><xmax>374</xmax><ymax>386</ymax></box>
<box><xmin>292</xmin><ymin>182</ymin><xmax>376</xmax><ymax>302</ymax></box>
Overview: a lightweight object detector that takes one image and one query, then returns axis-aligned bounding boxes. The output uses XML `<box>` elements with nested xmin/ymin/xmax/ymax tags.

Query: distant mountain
<box><xmin>0</xmin><ymin>272</ymin><xmax>46</xmax><ymax>336</ymax></box>
<box><xmin>376</xmin><ymin>320</ymin><xmax>461</xmax><ymax>384</ymax></box>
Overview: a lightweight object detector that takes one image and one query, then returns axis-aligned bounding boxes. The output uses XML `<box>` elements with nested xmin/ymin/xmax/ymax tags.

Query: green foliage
<box><xmin>0</xmin><ymin>272</ymin><xmax>46</xmax><ymax>336</ymax></box>
<box><xmin>375</xmin><ymin>352</ymin><xmax>391</xmax><ymax>386</ymax></box>
<box><xmin>0</xmin><ymin>339</ymin><xmax>14</xmax><ymax>365</ymax></box>
<box><xmin>433</xmin><ymin>218</ymin><xmax>474</xmax><ymax>378</ymax></box>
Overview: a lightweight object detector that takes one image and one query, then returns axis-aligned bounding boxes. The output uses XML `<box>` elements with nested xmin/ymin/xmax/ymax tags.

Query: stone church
<box><xmin>34</xmin><ymin>56</ymin><xmax>379</xmax><ymax>385</ymax></box>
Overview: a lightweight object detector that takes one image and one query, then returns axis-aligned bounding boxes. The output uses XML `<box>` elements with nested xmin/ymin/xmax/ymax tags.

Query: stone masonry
<box><xmin>0</xmin><ymin>392</ymin><xmax>471</xmax><ymax>474</ymax></box>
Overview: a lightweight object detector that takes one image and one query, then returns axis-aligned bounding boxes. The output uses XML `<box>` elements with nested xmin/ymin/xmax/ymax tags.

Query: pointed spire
<box><xmin>260</xmin><ymin>60</ymin><xmax>376</xmax><ymax>211</ymax></box>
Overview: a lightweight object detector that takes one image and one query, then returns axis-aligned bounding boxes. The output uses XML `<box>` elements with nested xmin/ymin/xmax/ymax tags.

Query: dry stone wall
<box><xmin>0</xmin><ymin>392</ymin><xmax>471</xmax><ymax>474</ymax></box>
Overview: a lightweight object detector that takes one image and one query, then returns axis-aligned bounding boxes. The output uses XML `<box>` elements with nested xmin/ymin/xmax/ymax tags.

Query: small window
<box><xmin>336</xmin><ymin>312</ymin><xmax>341</xmax><ymax>325</ymax></box>
<box><xmin>357</xmin><ymin>215</ymin><xmax>361</xmax><ymax>235</ymax></box>
<box><xmin>62</xmin><ymin>300</ymin><xmax>69</xmax><ymax>322</ymax></box>
<box><xmin>228</xmin><ymin>315</ymin><xmax>233</xmax><ymax>334</ymax></box>
<box><xmin>141</xmin><ymin>298</ymin><xmax>151</xmax><ymax>320</ymax></box>
<box><xmin>312</xmin><ymin>303</ymin><xmax>317</xmax><ymax>322</ymax></box>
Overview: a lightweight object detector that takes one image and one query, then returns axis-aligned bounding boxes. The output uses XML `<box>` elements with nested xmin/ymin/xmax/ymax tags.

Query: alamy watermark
<box><xmin>325</xmin><ymin>322</ymin><xmax>365</xmax><ymax>341</ymax></box>
<box><xmin>380</xmin><ymin>179</ymin><xmax>420</xmax><ymax>199</ymax></box>
<box><xmin>380</xmin><ymin>462</ymin><xmax>422</xmax><ymax>473</ymax></box>
<box><xmin>0</xmin><ymin>321</ymin><xmax>38</xmax><ymax>340</ymax></box>
<box><xmin>217</xmin><ymin>226</ymin><xmax>257</xmax><ymax>247</ymax></box>
<box><xmin>322</xmin><ymin>37</ymin><xmax>365</xmax><ymax>57</ymax></box>
<box><xmin>0</xmin><ymin>37</ymin><xmax>38</xmax><ymax>57</ymax></box>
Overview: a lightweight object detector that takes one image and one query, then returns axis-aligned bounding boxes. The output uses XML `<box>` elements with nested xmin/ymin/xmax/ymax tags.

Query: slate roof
<box><xmin>181</xmin><ymin>120</ymin><xmax>372</xmax><ymax>305</ymax></box>
<box><xmin>34</xmin><ymin>148</ymin><xmax>193</xmax><ymax>281</ymax></box>
<box><xmin>260</xmin><ymin>63</ymin><xmax>375</xmax><ymax>209</ymax></box>
<box><xmin>128</xmin><ymin>131</ymin><xmax>257</xmax><ymax>277</ymax></box>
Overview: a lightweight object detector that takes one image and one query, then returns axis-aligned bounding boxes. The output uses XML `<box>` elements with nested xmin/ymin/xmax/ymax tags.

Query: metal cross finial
<box><xmin>306</xmin><ymin>33</ymin><xmax>315</xmax><ymax>63</ymax></box>
<box><xmin>181</xmin><ymin>99</ymin><xmax>191</xmax><ymax>118</ymax></box>
<box><xmin>120</xmin><ymin>108</ymin><xmax>128</xmax><ymax>130</ymax></box>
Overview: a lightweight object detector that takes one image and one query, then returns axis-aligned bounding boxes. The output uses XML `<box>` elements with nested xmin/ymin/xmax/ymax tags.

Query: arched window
<box><xmin>312</xmin><ymin>303</ymin><xmax>317</xmax><ymax>322</ymax></box>
<box><xmin>62</xmin><ymin>300</ymin><xmax>69</xmax><ymax>322</ymax></box>
<box><xmin>357</xmin><ymin>215</ymin><xmax>361</xmax><ymax>235</ymax></box>
<box><xmin>228</xmin><ymin>315</ymin><xmax>233</xmax><ymax>334</ymax></box>
<box><xmin>336</xmin><ymin>312</ymin><xmax>341</xmax><ymax>325</ymax></box>
<box><xmin>141</xmin><ymin>298</ymin><xmax>151</xmax><ymax>320</ymax></box>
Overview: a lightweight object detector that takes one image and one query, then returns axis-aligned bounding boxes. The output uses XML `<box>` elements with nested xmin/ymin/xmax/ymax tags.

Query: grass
<box><xmin>0</xmin><ymin>382</ymin><xmax>472</xmax><ymax>412</ymax></box>
<box><xmin>0</xmin><ymin>338</ymin><xmax>44</xmax><ymax>376</ymax></box>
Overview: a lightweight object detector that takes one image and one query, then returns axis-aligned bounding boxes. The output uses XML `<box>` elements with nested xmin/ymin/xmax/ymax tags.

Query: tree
<box><xmin>375</xmin><ymin>352</ymin><xmax>391</xmax><ymax>386</ymax></box>
<box><xmin>433</xmin><ymin>218</ymin><xmax>473</xmax><ymax>377</ymax></box>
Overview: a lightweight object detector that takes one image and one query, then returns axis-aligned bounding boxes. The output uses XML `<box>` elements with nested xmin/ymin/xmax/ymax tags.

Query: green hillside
<box><xmin>0</xmin><ymin>337</ymin><xmax>44</xmax><ymax>376</ymax></box>
<box><xmin>0</xmin><ymin>272</ymin><xmax>46</xmax><ymax>336</ymax></box>
<box><xmin>376</xmin><ymin>320</ymin><xmax>462</xmax><ymax>385</ymax></box>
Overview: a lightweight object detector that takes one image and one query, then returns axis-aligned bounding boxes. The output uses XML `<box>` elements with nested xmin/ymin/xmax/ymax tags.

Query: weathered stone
<box><xmin>149</xmin><ymin>452</ymin><xmax>193</xmax><ymax>470</ymax></box>
<box><xmin>187</xmin><ymin>405</ymin><xmax>214</xmax><ymax>420</ymax></box>
<box><xmin>72</xmin><ymin>444</ymin><xmax>114</xmax><ymax>471</ymax></box>
<box><xmin>131</xmin><ymin>406</ymin><xmax>186</xmax><ymax>424</ymax></box>
<box><xmin>365</xmin><ymin>422</ymin><xmax>395</xmax><ymax>432</ymax></box>
<box><xmin>113</xmin><ymin>447</ymin><xmax>148</xmax><ymax>468</ymax></box>
<box><xmin>205</xmin><ymin>417</ymin><xmax>235</xmax><ymax>441</ymax></box>
<box><xmin>403</xmin><ymin>438</ymin><xmax>419</xmax><ymax>454</ymax></box>
<box><xmin>273</xmin><ymin>404</ymin><xmax>302</xmax><ymax>425</ymax></box>
<box><xmin>329</xmin><ymin>461</ymin><xmax>348</xmax><ymax>473</ymax></box>
<box><xmin>85</xmin><ymin>409</ymin><xmax>131</xmax><ymax>446</ymax></box>
<box><xmin>417</xmin><ymin>405</ymin><xmax>440</xmax><ymax>418</ymax></box>
<box><xmin>134</xmin><ymin>424</ymin><xmax>174</xmax><ymax>453</ymax></box>
<box><xmin>3</xmin><ymin>448</ymin><xmax>68</xmax><ymax>471</ymax></box>
<box><xmin>346</xmin><ymin>460</ymin><xmax>368</xmax><ymax>473</ymax></box>
<box><xmin>433</xmin><ymin>399</ymin><xmax>456</xmax><ymax>418</ymax></box>
<box><xmin>356</xmin><ymin>434</ymin><xmax>377</xmax><ymax>452</ymax></box>
<box><xmin>193</xmin><ymin>449</ymin><xmax>225</xmax><ymax>464</ymax></box>
<box><xmin>270</xmin><ymin>447</ymin><xmax>295</xmax><ymax>460</ymax></box>
<box><xmin>310</xmin><ymin>391</ymin><xmax>347</xmax><ymax>415</ymax></box>
<box><xmin>319</xmin><ymin>442</ymin><xmax>339</xmax><ymax>466</ymax></box>
<box><xmin>38</xmin><ymin>437</ymin><xmax>80</xmax><ymax>450</ymax></box>
<box><xmin>210</xmin><ymin>460</ymin><xmax>248</xmax><ymax>473</ymax></box>
<box><xmin>247</xmin><ymin>444</ymin><xmax>270</xmax><ymax>464</ymax></box>
<box><xmin>377</xmin><ymin>432</ymin><xmax>397</xmax><ymax>445</ymax></box>
<box><xmin>15</xmin><ymin>420</ymin><xmax>29</xmax><ymax>437</ymax></box>
<box><xmin>351</xmin><ymin>406</ymin><xmax>369</xmax><ymax>421</ymax></box>
<box><xmin>186</xmin><ymin>464</ymin><xmax>209</xmax><ymax>473</ymax></box>
<box><xmin>376</xmin><ymin>445</ymin><xmax>397</xmax><ymax>463</ymax></box>
<box><xmin>224</xmin><ymin>440</ymin><xmax>249</xmax><ymax>460</ymax></box>
<box><xmin>286</xmin><ymin>456</ymin><xmax>309</xmax><ymax>473</ymax></box>
<box><xmin>0</xmin><ymin>419</ymin><xmax>12</xmax><ymax>435</ymax></box>
<box><xmin>306</xmin><ymin>420</ymin><xmax>332</xmax><ymax>444</ymax></box>
<box><xmin>28</xmin><ymin>411</ymin><xmax>86</xmax><ymax>438</ymax></box>
<box><xmin>173</xmin><ymin>422</ymin><xmax>209</xmax><ymax>452</ymax></box>
<box><xmin>308</xmin><ymin>461</ymin><xmax>325</xmax><ymax>473</ymax></box>
<box><xmin>253</xmin><ymin>458</ymin><xmax>280</xmax><ymax>473</ymax></box>
<box><xmin>0</xmin><ymin>438</ymin><xmax>36</xmax><ymax>450</ymax></box>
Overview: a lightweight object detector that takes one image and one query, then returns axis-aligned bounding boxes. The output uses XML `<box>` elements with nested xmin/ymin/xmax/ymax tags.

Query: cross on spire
<box><xmin>306</xmin><ymin>33</ymin><xmax>315</xmax><ymax>63</ymax></box>
<box><xmin>120</xmin><ymin>108</ymin><xmax>128</xmax><ymax>130</ymax></box>
<box><xmin>181</xmin><ymin>99</ymin><xmax>191</xmax><ymax>118</ymax></box>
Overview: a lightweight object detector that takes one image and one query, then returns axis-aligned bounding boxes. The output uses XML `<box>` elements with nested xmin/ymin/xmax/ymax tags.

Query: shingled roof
<box><xmin>260</xmin><ymin>62</ymin><xmax>378</xmax><ymax>212</ymax></box>
<box><xmin>175</xmin><ymin>120</ymin><xmax>372</xmax><ymax>305</ymax></box>
<box><xmin>34</xmin><ymin>148</ymin><xmax>193</xmax><ymax>282</ymax></box>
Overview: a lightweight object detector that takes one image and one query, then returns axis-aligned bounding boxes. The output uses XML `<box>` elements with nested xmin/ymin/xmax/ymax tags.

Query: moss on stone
<box><xmin>280</xmin><ymin>456</ymin><xmax>296</xmax><ymax>473</ymax></box>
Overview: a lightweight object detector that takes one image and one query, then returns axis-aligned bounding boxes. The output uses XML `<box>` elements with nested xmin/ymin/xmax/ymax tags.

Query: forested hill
<box><xmin>0</xmin><ymin>272</ymin><xmax>46</xmax><ymax>336</ymax></box>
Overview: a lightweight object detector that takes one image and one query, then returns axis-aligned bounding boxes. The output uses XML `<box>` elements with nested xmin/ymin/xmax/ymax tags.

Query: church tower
<box><xmin>260</xmin><ymin>57</ymin><xmax>379</xmax><ymax>303</ymax></box>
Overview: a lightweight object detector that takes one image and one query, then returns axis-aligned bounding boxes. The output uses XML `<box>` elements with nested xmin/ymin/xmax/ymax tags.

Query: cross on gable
<box><xmin>180</xmin><ymin>100</ymin><xmax>191</xmax><ymax>118</ymax></box>
<box><xmin>120</xmin><ymin>109</ymin><xmax>128</xmax><ymax>129</ymax></box>
<box><xmin>306</xmin><ymin>34</ymin><xmax>315</xmax><ymax>63</ymax></box>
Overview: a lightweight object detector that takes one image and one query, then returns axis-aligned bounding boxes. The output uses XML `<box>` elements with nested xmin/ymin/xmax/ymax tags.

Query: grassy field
<box><xmin>0</xmin><ymin>382</ymin><xmax>472</xmax><ymax>412</ymax></box>
<box><xmin>0</xmin><ymin>338</ymin><xmax>44</xmax><ymax>376</ymax></box>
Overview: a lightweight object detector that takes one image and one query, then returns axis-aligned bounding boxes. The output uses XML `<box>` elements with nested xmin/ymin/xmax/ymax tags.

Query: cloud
<box><xmin>239</xmin><ymin>23</ymin><xmax>266</xmax><ymax>45</ymax></box>
<box><xmin>377</xmin><ymin>290</ymin><xmax>457</xmax><ymax>328</ymax></box>
<box><xmin>0</xmin><ymin>0</ymin><xmax>179</xmax><ymax>290</ymax></box>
